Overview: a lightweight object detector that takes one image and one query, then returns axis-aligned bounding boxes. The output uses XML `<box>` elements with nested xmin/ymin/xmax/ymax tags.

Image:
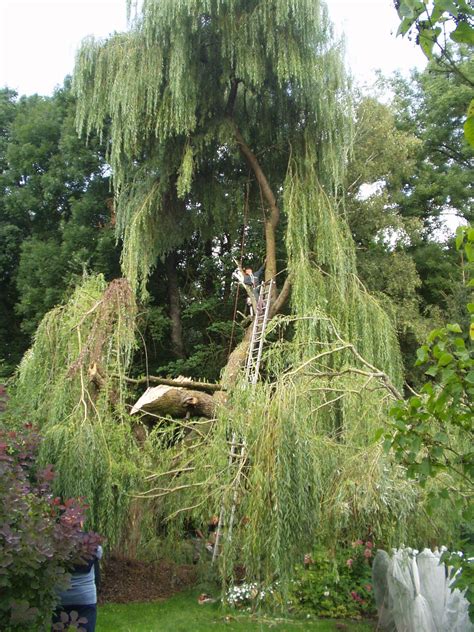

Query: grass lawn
<box><xmin>97</xmin><ymin>591</ymin><xmax>374</xmax><ymax>631</ymax></box>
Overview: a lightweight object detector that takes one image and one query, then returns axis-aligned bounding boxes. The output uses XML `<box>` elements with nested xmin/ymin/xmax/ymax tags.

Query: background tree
<box><xmin>388</xmin><ymin>50</ymin><xmax>473</xmax><ymax>375</ymax></box>
<box><xmin>343</xmin><ymin>54</ymin><xmax>473</xmax><ymax>384</ymax></box>
<box><xmin>0</xmin><ymin>84</ymin><xmax>119</xmax><ymax>371</ymax></box>
<box><xmin>388</xmin><ymin>225</ymin><xmax>473</xmax><ymax>618</ymax></box>
<box><xmin>393</xmin><ymin>0</ymin><xmax>474</xmax><ymax>146</ymax></box>
<box><xmin>0</xmin><ymin>88</ymin><xmax>24</xmax><ymax>371</ymax></box>
<box><xmin>344</xmin><ymin>95</ymin><xmax>426</xmax><ymax>378</ymax></box>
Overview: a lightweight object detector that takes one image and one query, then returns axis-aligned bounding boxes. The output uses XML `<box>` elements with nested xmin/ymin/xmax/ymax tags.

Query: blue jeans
<box><xmin>52</xmin><ymin>604</ymin><xmax>97</xmax><ymax>632</ymax></box>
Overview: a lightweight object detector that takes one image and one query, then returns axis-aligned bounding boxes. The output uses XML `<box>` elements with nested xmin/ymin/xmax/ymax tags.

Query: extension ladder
<box><xmin>245</xmin><ymin>279</ymin><xmax>274</xmax><ymax>385</ymax></box>
<box><xmin>212</xmin><ymin>279</ymin><xmax>273</xmax><ymax>563</ymax></box>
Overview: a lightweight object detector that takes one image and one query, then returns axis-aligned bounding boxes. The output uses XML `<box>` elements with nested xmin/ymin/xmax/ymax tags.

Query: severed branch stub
<box><xmin>131</xmin><ymin>382</ymin><xmax>217</xmax><ymax>419</ymax></box>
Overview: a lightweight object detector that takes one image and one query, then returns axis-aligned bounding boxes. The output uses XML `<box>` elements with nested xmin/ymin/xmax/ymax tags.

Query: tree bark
<box><xmin>269</xmin><ymin>275</ymin><xmax>292</xmax><ymax>318</ymax></box>
<box><xmin>204</xmin><ymin>239</ymin><xmax>214</xmax><ymax>295</ymax></box>
<box><xmin>233</xmin><ymin>127</ymin><xmax>279</xmax><ymax>290</ymax></box>
<box><xmin>216</xmin><ymin>326</ymin><xmax>253</xmax><ymax>398</ymax></box>
<box><xmin>165</xmin><ymin>252</ymin><xmax>186</xmax><ymax>359</ymax></box>
<box><xmin>136</xmin><ymin>388</ymin><xmax>216</xmax><ymax>419</ymax></box>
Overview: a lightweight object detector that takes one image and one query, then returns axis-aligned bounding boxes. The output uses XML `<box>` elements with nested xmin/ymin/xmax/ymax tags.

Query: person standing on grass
<box><xmin>52</xmin><ymin>541</ymin><xmax>103</xmax><ymax>632</ymax></box>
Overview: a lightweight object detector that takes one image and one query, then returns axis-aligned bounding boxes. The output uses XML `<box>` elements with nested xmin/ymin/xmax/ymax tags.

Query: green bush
<box><xmin>0</xmin><ymin>425</ymin><xmax>100</xmax><ymax>631</ymax></box>
<box><xmin>289</xmin><ymin>542</ymin><xmax>376</xmax><ymax>618</ymax></box>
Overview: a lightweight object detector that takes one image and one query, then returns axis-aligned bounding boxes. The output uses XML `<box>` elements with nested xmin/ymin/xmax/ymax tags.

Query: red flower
<box><xmin>346</xmin><ymin>558</ymin><xmax>353</xmax><ymax>567</ymax></box>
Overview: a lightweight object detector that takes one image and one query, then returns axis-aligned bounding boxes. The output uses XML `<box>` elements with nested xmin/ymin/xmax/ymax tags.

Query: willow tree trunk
<box><xmin>165</xmin><ymin>252</ymin><xmax>186</xmax><ymax>359</ymax></box>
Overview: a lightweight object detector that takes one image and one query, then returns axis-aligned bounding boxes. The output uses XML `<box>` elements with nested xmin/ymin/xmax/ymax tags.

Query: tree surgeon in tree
<box><xmin>65</xmin><ymin>0</ymin><xmax>414</xmax><ymax>594</ymax></box>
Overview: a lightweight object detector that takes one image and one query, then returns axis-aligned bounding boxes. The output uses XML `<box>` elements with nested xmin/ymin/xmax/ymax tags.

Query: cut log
<box><xmin>131</xmin><ymin>384</ymin><xmax>216</xmax><ymax>419</ymax></box>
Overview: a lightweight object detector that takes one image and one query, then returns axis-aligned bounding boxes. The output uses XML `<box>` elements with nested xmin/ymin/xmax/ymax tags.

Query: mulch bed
<box><xmin>98</xmin><ymin>555</ymin><xmax>197</xmax><ymax>604</ymax></box>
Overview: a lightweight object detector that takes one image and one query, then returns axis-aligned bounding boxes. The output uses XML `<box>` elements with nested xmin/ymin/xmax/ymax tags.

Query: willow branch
<box><xmin>270</xmin><ymin>274</ymin><xmax>292</xmax><ymax>318</ymax></box>
<box><xmin>121</xmin><ymin>375</ymin><xmax>224</xmax><ymax>392</ymax></box>
<box><xmin>233</xmin><ymin>126</ymin><xmax>280</xmax><ymax>229</ymax></box>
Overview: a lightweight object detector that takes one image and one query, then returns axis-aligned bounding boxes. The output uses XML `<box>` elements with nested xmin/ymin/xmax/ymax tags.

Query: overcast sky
<box><xmin>0</xmin><ymin>0</ymin><xmax>426</xmax><ymax>97</ymax></box>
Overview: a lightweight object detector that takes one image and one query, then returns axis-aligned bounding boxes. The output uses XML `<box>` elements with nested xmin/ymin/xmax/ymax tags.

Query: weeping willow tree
<box><xmin>74</xmin><ymin>0</ymin><xmax>349</xmax><ymax>297</ymax></box>
<box><xmin>53</xmin><ymin>0</ymin><xmax>457</xmax><ymax>590</ymax></box>
<box><xmin>8</xmin><ymin>276</ymin><xmax>142</xmax><ymax>545</ymax></box>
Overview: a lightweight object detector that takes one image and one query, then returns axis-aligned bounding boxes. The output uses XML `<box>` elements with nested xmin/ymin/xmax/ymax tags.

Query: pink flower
<box><xmin>365</xmin><ymin>541</ymin><xmax>373</xmax><ymax>549</ymax></box>
<box><xmin>346</xmin><ymin>558</ymin><xmax>353</xmax><ymax>567</ymax></box>
<box><xmin>352</xmin><ymin>539</ymin><xmax>363</xmax><ymax>547</ymax></box>
<box><xmin>364</xmin><ymin>548</ymin><xmax>372</xmax><ymax>559</ymax></box>
<box><xmin>350</xmin><ymin>591</ymin><xmax>362</xmax><ymax>602</ymax></box>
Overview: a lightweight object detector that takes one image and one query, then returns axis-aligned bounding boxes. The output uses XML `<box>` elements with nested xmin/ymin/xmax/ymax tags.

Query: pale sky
<box><xmin>0</xmin><ymin>0</ymin><xmax>427</xmax><ymax>96</ymax></box>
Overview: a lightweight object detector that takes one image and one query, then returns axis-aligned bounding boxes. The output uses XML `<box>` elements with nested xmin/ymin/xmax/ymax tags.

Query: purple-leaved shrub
<box><xmin>0</xmin><ymin>425</ymin><xmax>101</xmax><ymax>631</ymax></box>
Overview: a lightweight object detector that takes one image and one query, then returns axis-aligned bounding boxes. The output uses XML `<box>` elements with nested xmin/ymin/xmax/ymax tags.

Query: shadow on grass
<box><xmin>97</xmin><ymin>590</ymin><xmax>375</xmax><ymax>632</ymax></box>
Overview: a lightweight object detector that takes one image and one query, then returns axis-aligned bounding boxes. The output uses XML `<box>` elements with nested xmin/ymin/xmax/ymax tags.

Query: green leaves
<box><xmin>386</xmin><ymin>230</ymin><xmax>473</xmax><ymax>620</ymax></box>
<box><xmin>396</xmin><ymin>0</ymin><xmax>424</xmax><ymax>19</ymax></box>
<box><xmin>438</xmin><ymin>351</ymin><xmax>454</xmax><ymax>366</ymax></box>
<box><xmin>464</xmin><ymin>96</ymin><xmax>474</xmax><ymax>149</ymax></box>
<box><xmin>418</xmin><ymin>24</ymin><xmax>442</xmax><ymax>59</ymax></box>
<box><xmin>394</xmin><ymin>0</ymin><xmax>474</xmax><ymax>66</ymax></box>
<box><xmin>436</xmin><ymin>0</ymin><xmax>459</xmax><ymax>14</ymax></box>
<box><xmin>450</xmin><ymin>21</ymin><xmax>474</xmax><ymax>45</ymax></box>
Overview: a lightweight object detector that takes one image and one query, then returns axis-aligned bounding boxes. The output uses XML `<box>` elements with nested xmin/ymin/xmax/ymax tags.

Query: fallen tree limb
<box><xmin>131</xmin><ymin>386</ymin><xmax>217</xmax><ymax>418</ymax></box>
<box><xmin>121</xmin><ymin>375</ymin><xmax>224</xmax><ymax>393</ymax></box>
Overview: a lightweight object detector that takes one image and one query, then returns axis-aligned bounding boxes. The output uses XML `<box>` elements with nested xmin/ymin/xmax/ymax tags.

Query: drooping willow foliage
<box><xmin>8</xmin><ymin>276</ymin><xmax>141</xmax><ymax>545</ymax></box>
<box><xmin>73</xmin><ymin>0</ymin><xmax>350</xmax><ymax>296</ymax></box>
<box><xmin>37</xmin><ymin>0</ymin><xmax>456</xmax><ymax>591</ymax></box>
<box><xmin>285</xmin><ymin>152</ymin><xmax>404</xmax><ymax>387</ymax></box>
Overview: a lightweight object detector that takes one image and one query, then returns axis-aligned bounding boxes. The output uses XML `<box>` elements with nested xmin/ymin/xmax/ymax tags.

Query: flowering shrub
<box><xmin>226</xmin><ymin>582</ymin><xmax>277</xmax><ymax>609</ymax></box>
<box><xmin>289</xmin><ymin>541</ymin><xmax>376</xmax><ymax>618</ymax></box>
<box><xmin>0</xmin><ymin>425</ymin><xmax>101</xmax><ymax>631</ymax></box>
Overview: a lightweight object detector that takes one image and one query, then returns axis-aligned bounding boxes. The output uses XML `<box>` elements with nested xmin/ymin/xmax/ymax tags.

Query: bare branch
<box><xmin>121</xmin><ymin>375</ymin><xmax>224</xmax><ymax>393</ymax></box>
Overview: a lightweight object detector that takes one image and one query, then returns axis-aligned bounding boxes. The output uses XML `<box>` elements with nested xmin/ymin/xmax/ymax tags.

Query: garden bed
<box><xmin>99</xmin><ymin>556</ymin><xmax>197</xmax><ymax>604</ymax></box>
